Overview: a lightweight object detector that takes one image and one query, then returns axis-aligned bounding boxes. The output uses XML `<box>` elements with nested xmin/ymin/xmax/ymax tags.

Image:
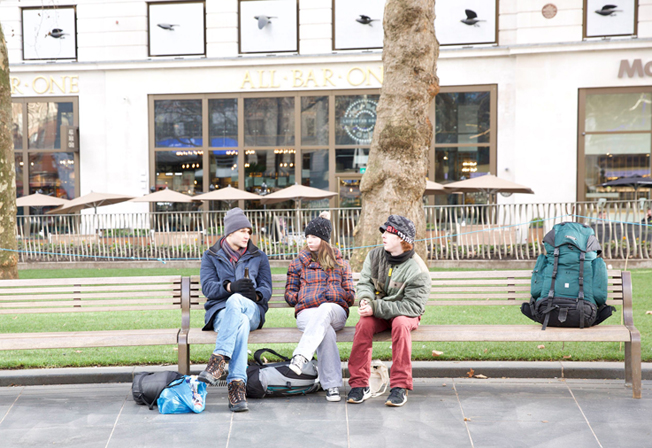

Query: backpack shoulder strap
<box><xmin>547</xmin><ymin>247</ymin><xmax>560</xmax><ymax>300</ymax></box>
<box><xmin>253</xmin><ymin>348</ymin><xmax>290</xmax><ymax>366</ymax></box>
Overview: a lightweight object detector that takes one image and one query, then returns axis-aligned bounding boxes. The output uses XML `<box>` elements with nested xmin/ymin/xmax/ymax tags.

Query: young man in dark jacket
<box><xmin>198</xmin><ymin>207</ymin><xmax>272</xmax><ymax>412</ymax></box>
<box><xmin>346</xmin><ymin>215</ymin><xmax>430</xmax><ymax>407</ymax></box>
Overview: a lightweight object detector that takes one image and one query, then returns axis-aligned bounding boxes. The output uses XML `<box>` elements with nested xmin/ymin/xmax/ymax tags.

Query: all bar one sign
<box><xmin>618</xmin><ymin>59</ymin><xmax>652</xmax><ymax>78</ymax></box>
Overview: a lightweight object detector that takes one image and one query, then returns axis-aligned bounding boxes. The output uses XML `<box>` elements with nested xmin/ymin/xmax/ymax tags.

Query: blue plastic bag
<box><xmin>157</xmin><ymin>375</ymin><xmax>207</xmax><ymax>414</ymax></box>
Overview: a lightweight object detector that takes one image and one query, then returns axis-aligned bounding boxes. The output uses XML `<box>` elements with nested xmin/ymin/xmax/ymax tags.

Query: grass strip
<box><xmin>1</xmin><ymin>267</ymin><xmax>649</xmax><ymax>369</ymax></box>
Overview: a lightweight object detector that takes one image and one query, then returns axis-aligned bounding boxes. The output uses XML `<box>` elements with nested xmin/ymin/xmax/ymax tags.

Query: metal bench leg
<box><xmin>178</xmin><ymin>331</ymin><xmax>190</xmax><ymax>375</ymax></box>
<box><xmin>625</xmin><ymin>340</ymin><xmax>632</xmax><ymax>385</ymax></box>
<box><xmin>626</xmin><ymin>333</ymin><xmax>642</xmax><ymax>399</ymax></box>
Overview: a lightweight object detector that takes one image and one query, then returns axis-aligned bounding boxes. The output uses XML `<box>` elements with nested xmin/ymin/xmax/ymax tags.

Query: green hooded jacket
<box><xmin>356</xmin><ymin>247</ymin><xmax>430</xmax><ymax>319</ymax></box>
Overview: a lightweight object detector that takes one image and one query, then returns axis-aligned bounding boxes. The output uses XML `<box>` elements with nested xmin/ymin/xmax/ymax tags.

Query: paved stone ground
<box><xmin>1</xmin><ymin>378</ymin><xmax>650</xmax><ymax>448</ymax></box>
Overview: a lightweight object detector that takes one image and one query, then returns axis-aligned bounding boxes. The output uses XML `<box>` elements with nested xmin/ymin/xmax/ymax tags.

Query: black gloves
<box><xmin>229</xmin><ymin>278</ymin><xmax>257</xmax><ymax>302</ymax></box>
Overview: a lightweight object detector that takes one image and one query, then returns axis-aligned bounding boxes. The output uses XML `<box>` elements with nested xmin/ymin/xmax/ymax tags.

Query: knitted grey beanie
<box><xmin>223</xmin><ymin>207</ymin><xmax>252</xmax><ymax>236</ymax></box>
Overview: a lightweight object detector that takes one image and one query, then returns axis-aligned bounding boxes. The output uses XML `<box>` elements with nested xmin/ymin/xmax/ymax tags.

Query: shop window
<box><xmin>22</xmin><ymin>6</ymin><xmax>77</xmax><ymax>60</ymax></box>
<box><xmin>580</xmin><ymin>89</ymin><xmax>652</xmax><ymax>201</ymax></box>
<box><xmin>302</xmin><ymin>149</ymin><xmax>329</xmax><ymax>189</ymax></box>
<box><xmin>155</xmin><ymin>100</ymin><xmax>202</xmax><ymax>148</ymax></box>
<box><xmin>13</xmin><ymin>98</ymin><xmax>78</xmax><ymax>205</ymax></box>
<box><xmin>155</xmin><ymin>150</ymin><xmax>203</xmax><ymax>194</ymax></box>
<box><xmin>435</xmin><ymin>0</ymin><xmax>497</xmax><ymax>46</ymax></box>
<box><xmin>433</xmin><ymin>86</ymin><xmax>496</xmax><ymax>204</ymax></box>
<box><xmin>333</xmin><ymin>0</ymin><xmax>385</xmax><ymax>50</ymax></box>
<box><xmin>210</xmin><ymin>150</ymin><xmax>239</xmax><ymax>190</ymax></box>
<box><xmin>15</xmin><ymin>154</ymin><xmax>24</xmax><ymax>197</ymax></box>
<box><xmin>336</xmin><ymin>148</ymin><xmax>369</xmax><ymax>174</ymax></box>
<box><xmin>244</xmin><ymin>149</ymin><xmax>295</xmax><ymax>193</ymax></box>
<box><xmin>148</xmin><ymin>1</ymin><xmax>206</xmax><ymax>57</ymax></box>
<box><xmin>209</xmin><ymin>99</ymin><xmax>238</xmax><ymax>147</ymax></box>
<box><xmin>585</xmin><ymin>92</ymin><xmax>650</xmax><ymax>132</ymax></box>
<box><xmin>244</xmin><ymin>97</ymin><xmax>295</xmax><ymax>146</ymax></box>
<box><xmin>435</xmin><ymin>92</ymin><xmax>490</xmax><ymax>144</ymax></box>
<box><xmin>28</xmin><ymin>153</ymin><xmax>75</xmax><ymax>200</ymax></box>
<box><xmin>27</xmin><ymin>102</ymin><xmax>73</xmax><ymax>149</ymax></box>
<box><xmin>12</xmin><ymin>103</ymin><xmax>23</xmax><ymax>149</ymax></box>
<box><xmin>339</xmin><ymin>178</ymin><xmax>361</xmax><ymax>208</ymax></box>
<box><xmin>239</xmin><ymin>0</ymin><xmax>298</xmax><ymax>54</ymax></box>
<box><xmin>584</xmin><ymin>0</ymin><xmax>637</xmax><ymax>39</ymax></box>
<box><xmin>335</xmin><ymin>94</ymin><xmax>379</xmax><ymax>145</ymax></box>
<box><xmin>301</xmin><ymin>96</ymin><xmax>329</xmax><ymax>146</ymax></box>
<box><xmin>435</xmin><ymin>146</ymin><xmax>490</xmax><ymax>205</ymax></box>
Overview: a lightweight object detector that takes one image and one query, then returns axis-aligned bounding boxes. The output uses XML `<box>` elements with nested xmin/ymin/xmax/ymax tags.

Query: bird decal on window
<box><xmin>356</xmin><ymin>15</ymin><xmax>379</xmax><ymax>26</ymax></box>
<box><xmin>595</xmin><ymin>5</ymin><xmax>622</xmax><ymax>16</ymax></box>
<box><xmin>254</xmin><ymin>15</ymin><xmax>277</xmax><ymax>29</ymax></box>
<box><xmin>157</xmin><ymin>23</ymin><xmax>179</xmax><ymax>31</ymax></box>
<box><xmin>460</xmin><ymin>9</ymin><xmax>485</xmax><ymax>26</ymax></box>
<box><xmin>46</xmin><ymin>28</ymin><xmax>68</xmax><ymax>39</ymax></box>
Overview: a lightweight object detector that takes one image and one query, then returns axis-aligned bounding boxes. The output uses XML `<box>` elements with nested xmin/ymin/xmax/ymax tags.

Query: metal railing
<box><xmin>14</xmin><ymin>200</ymin><xmax>651</xmax><ymax>262</ymax></box>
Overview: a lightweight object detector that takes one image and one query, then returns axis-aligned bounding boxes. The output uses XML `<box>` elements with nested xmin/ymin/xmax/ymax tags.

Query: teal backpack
<box><xmin>521</xmin><ymin>222</ymin><xmax>614</xmax><ymax>329</ymax></box>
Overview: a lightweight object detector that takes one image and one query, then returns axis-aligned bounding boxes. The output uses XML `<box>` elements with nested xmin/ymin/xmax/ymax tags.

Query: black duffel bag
<box><xmin>132</xmin><ymin>371</ymin><xmax>184</xmax><ymax>410</ymax></box>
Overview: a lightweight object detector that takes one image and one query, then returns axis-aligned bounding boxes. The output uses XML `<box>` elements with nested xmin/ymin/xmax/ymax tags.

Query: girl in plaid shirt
<box><xmin>284</xmin><ymin>211</ymin><xmax>355</xmax><ymax>402</ymax></box>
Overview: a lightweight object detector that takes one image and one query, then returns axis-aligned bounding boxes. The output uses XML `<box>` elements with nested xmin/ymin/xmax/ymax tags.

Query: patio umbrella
<box><xmin>130</xmin><ymin>188</ymin><xmax>199</xmax><ymax>234</ymax></box>
<box><xmin>424</xmin><ymin>180</ymin><xmax>449</xmax><ymax>195</ymax></box>
<box><xmin>47</xmin><ymin>192</ymin><xmax>135</xmax><ymax>214</ymax></box>
<box><xmin>442</xmin><ymin>174</ymin><xmax>534</xmax><ymax>207</ymax></box>
<box><xmin>260</xmin><ymin>184</ymin><xmax>338</xmax><ymax>237</ymax></box>
<box><xmin>601</xmin><ymin>176</ymin><xmax>652</xmax><ymax>199</ymax></box>
<box><xmin>260</xmin><ymin>184</ymin><xmax>338</xmax><ymax>207</ymax></box>
<box><xmin>193</xmin><ymin>185</ymin><xmax>262</xmax><ymax>208</ymax></box>
<box><xmin>129</xmin><ymin>188</ymin><xmax>197</xmax><ymax>203</ymax></box>
<box><xmin>444</xmin><ymin>174</ymin><xmax>534</xmax><ymax>198</ymax></box>
<box><xmin>16</xmin><ymin>192</ymin><xmax>70</xmax><ymax>208</ymax></box>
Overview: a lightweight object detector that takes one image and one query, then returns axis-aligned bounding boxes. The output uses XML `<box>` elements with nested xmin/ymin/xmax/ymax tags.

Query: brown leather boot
<box><xmin>198</xmin><ymin>353</ymin><xmax>226</xmax><ymax>386</ymax></box>
<box><xmin>228</xmin><ymin>379</ymin><xmax>248</xmax><ymax>412</ymax></box>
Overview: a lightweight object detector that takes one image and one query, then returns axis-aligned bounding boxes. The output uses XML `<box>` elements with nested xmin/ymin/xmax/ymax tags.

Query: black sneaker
<box><xmin>347</xmin><ymin>387</ymin><xmax>371</xmax><ymax>404</ymax></box>
<box><xmin>385</xmin><ymin>387</ymin><xmax>408</xmax><ymax>407</ymax></box>
<box><xmin>228</xmin><ymin>379</ymin><xmax>248</xmax><ymax>412</ymax></box>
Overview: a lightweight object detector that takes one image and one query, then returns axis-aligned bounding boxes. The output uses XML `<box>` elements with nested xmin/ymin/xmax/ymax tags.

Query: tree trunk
<box><xmin>350</xmin><ymin>0</ymin><xmax>439</xmax><ymax>271</ymax></box>
<box><xmin>0</xmin><ymin>24</ymin><xmax>18</xmax><ymax>279</ymax></box>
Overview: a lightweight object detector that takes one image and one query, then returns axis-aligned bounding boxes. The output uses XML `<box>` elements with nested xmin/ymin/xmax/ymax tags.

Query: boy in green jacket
<box><xmin>347</xmin><ymin>215</ymin><xmax>430</xmax><ymax>407</ymax></box>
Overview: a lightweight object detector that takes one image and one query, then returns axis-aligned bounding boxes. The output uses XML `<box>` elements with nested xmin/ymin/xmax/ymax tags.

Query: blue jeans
<box><xmin>212</xmin><ymin>294</ymin><xmax>261</xmax><ymax>383</ymax></box>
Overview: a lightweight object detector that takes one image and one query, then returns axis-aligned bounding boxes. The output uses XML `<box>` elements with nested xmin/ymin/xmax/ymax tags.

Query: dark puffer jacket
<box><xmin>284</xmin><ymin>247</ymin><xmax>355</xmax><ymax>317</ymax></box>
<box><xmin>200</xmin><ymin>238</ymin><xmax>272</xmax><ymax>331</ymax></box>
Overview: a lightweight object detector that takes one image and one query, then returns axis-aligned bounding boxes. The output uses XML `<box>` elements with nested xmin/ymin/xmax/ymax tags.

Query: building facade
<box><xmin>3</xmin><ymin>0</ymin><xmax>652</xmax><ymax>213</ymax></box>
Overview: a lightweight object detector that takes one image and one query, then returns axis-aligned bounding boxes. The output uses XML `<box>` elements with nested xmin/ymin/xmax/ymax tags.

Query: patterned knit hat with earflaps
<box><xmin>304</xmin><ymin>211</ymin><xmax>332</xmax><ymax>242</ymax></box>
<box><xmin>379</xmin><ymin>215</ymin><xmax>416</xmax><ymax>244</ymax></box>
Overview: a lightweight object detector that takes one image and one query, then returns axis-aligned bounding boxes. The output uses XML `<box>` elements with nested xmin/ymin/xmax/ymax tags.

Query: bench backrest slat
<box><xmin>0</xmin><ymin>276</ymin><xmax>183</xmax><ymax>314</ymax></box>
<box><xmin>189</xmin><ymin>270</ymin><xmax>625</xmax><ymax>310</ymax></box>
<box><xmin>0</xmin><ymin>276</ymin><xmax>183</xmax><ymax>287</ymax></box>
<box><xmin>1</xmin><ymin>305</ymin><xmax>181</xmax><ymax>314</ymax></box>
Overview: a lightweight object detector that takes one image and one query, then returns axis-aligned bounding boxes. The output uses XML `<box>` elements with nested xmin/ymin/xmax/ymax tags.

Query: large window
<box><xmin>12</xmin><ymin>97</ymin><xmax>78</xmax><ymax>210</ymax></box>
<box><xmin>433</xmin><ymin>86</ymin><xmax>497</xmax><ymax>204</ymax></box>
<box><xmin>579</xmin><ymin>87</ymin><xmax>652</xmax><ymax>201</ymax></box>
<box><xmin>150</xmin><ymin>87</ymin><xmax>497</xmax><ymax>208</ymax></box>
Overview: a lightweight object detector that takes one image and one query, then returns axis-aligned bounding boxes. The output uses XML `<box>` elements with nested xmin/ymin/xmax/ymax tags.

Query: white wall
<box><xmin>4</xmin><ymin>0</ymin><xmax>652</xmax><ymax>210</ymax></box>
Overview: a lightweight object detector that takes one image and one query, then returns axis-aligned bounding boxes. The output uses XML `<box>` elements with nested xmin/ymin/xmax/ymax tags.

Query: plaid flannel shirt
<box><xmin>284</xmin><ymin>247</ymin><xmax>355</xmax><ymax>317</ymax></box>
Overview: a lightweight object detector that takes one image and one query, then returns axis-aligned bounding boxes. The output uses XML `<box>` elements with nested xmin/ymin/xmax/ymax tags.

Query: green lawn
<box><xmin>2</xmin><ymin>267</ymin><xmax>650</xmax><ymax>369</ymax></box>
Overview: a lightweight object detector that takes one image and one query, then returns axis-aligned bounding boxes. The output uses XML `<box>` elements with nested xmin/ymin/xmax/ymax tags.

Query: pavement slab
<box><xmin>0</xmin><ymin>378</ymin><xmax>650</xmax><ymax>448</ymax></box>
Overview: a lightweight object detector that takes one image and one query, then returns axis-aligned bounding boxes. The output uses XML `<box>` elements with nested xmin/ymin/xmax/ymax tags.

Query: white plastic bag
<box><xmin>369</xmin><ymin>359</ymin><xmax>389</xmax><ymax>397</ymax></box>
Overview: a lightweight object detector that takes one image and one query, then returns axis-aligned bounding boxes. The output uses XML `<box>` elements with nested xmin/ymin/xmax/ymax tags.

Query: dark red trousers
<box><xmin>348</xmin><ymin>315</ymin><xmax>420</xmax><ymax>390</ymax></box>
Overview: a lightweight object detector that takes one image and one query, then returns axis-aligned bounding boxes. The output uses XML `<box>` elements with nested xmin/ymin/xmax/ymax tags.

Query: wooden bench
<box><xmin>182</xmin><ymin>270</ymin><xmax>641</xmax><ymax>398</ymax></box>
<box><xmin>0</xmin><ymin>276</ymin><xmax>190</xmax><ymax>355</ymax></box>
